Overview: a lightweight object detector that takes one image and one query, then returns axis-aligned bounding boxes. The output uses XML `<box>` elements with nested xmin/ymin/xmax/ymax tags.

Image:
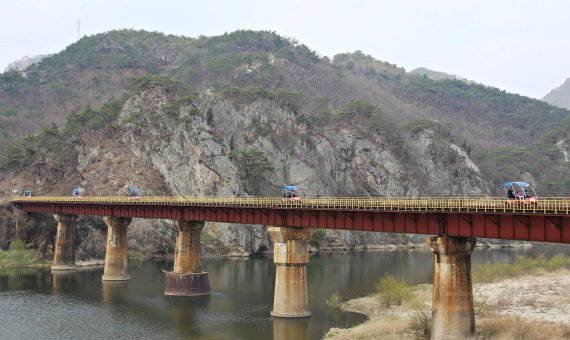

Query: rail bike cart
<box><xmin>20</xmin><ymin>189</ymin><xmax>32</xmax><ymax>197</ymax></box>
<box><xmin>127</xmin><ymin>187</ymin><xmax>142</xmax><ymax>199</ymax></box>
<box><xmin>503</xmin><ymin>181</ymin><xmax>538</xmax><ymax>206</ymax></box>
<box><xmin>280</xmin><ymin>185</ymin><xmax>302</xmax><ymax>201</ymax></box>
<box><xmin>72</xmin><ymin>188</ymin><xmax>85</xmax><ymax>198</ymax></box>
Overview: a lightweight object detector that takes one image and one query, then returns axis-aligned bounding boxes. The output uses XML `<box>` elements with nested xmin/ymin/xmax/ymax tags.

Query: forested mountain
<box><xmin>0</xmin><ymin>29</ymin><xmax>568</xmax><ymax>196</ymax></box>
<box><xmin>543</xmin><ymin>78</ymin><xmax>570</xmax><ymax>110</ymax></box>
<box><xmin>1</xmin><ymin>29</ymin><xmax>569</xmax><ymax>256</ymax></box>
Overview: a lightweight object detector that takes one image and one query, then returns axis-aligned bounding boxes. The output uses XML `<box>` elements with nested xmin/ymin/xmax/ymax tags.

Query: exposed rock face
<box><xmin>406</xmin><ymin>131</ymin><xmax>487</xmax><ymax>197</ymax></box>
<box><xmin>4</xmin><ymin>55</ymin><xmax>49</xmax><ymax>72</ymax></box>
<box><xmin>109</xmin><ymin>89</ymin><xmax>486</xmax><ymax>255</ymax></box>
<box><xmin>556</xmin><ymin>139</ymin><xmax>570</xmax><ymax>163</ymax></box>
<box><xmin>1</xmin><ymin>87</ymin><xmax>490</xmax><ymax>256</ymax></box>
<box><xmin>543</xmin><ymin>78</ymin><xmax>570</xmax><ymax>109</ymax></box>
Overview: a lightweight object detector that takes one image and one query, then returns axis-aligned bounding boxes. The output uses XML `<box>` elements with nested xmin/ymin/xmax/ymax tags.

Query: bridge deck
<box><xmin>11</xmin><ymin>196</ymin><xmax>570</xmax><ymax>215</ymax></box>
<box><xmin>11</xmin><ymin>196</ymin><xmax>570</xmax><ymax>243</ymax></box>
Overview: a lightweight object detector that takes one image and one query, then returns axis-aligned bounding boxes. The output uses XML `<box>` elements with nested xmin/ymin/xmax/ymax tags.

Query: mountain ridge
<box><xmin>0</xmin><ymin>29</ymin><xmax>568</xmax><ymax>256</ymax></box>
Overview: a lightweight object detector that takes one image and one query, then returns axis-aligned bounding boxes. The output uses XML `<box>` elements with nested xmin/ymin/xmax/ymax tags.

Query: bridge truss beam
<box><xmin>16</xmin><ymin>202</ymin><xmax>570</xmax><ymax>243</ymax></box>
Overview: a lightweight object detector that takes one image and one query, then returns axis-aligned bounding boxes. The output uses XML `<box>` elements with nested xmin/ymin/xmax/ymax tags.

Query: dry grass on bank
<box><xmin>325</xmin><ymin>296</ymin><xmax>410</xmax><ymax>340</ymax></box>
<box><xmin>325</xmin><ymin>271</ymin><xmax>570</xmax><ymax>340</ymax></box>
<box><xmin>476</xmin><ymin>316</ymin><xmax>570</xmax><ymax>340</ymax></box>
<box><xmin>325</xmin><ymin>284</ymin><xmax>432</xmax><ymax>339</ymax></box>
<box><xmin>472</xmin><ymin>253</ymin><xmax>570</xmax><ymax>283</ymax></box>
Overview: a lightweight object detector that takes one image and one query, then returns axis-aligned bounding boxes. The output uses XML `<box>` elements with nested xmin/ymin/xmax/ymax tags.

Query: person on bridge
<box><xmin>524</xmin><ymin>189</ymin><xmax>531</xmax><ymax>199</ymax></box>
<box><xmin>507</xmin><ymin>187</ymin><xmax>515</xmax><ymax>199</ymax></box>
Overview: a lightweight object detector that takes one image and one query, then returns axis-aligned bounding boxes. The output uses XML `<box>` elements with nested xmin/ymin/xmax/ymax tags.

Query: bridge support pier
<box><xmin>164</xmin><ymin>220</ymin><xmax>210</xmax><ymax>296</ymax></box>
<box><xmin>51</xmin><ymin>214</ymin><xmax>77</xmax><ymax>271</ymax></box>
<box><xmin>268</xmin><ymin>226</ymin><xmax>314</xmax><ymax>318</ymax></box>
<box><xmin>428</xmin><ymin>235</ymin><xmax>476</xmax><ymax>340</ymax></box>
<box><xmin>102</xmin><ymin>216</ymin><xmax>132</xmax><ymax>281</ymax></box>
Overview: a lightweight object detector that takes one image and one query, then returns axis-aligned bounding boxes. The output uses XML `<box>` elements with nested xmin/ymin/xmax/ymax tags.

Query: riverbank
<box><xmin>325</xmin><ymin>270</ymin><xmax>570</xmax><ymax>339</ymax></box>
<box><xmin>0</xmin><ymin>240</ymin><xmax>50</xmax><ymax>269</ymax></box>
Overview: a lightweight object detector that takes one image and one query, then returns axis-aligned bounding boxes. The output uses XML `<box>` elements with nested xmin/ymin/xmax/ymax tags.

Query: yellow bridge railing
<box><xmin>11</xmin><ymin>196</ymin><xmax>570</xmax><ymax>215</ymax></box>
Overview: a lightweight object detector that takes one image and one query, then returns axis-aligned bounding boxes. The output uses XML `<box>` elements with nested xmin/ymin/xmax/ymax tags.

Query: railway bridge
<box><xmin>11</xmin><ymin>196</ymin><xmax>570</xmax><ymax>339</ymax></box>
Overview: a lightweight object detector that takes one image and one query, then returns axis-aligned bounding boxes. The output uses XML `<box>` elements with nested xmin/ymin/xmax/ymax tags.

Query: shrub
<box><xmin>338</xmin><ymin>99</ymin><xmax>380</xmax><ymax>119</ymax></box>
<box><xmin>326</xmin><ymin>291</ymin><xmax>342</xmax><ymax>310</ymax></box>
<box><xmin>0</xmin><ymin>109</ymin><xmax>17</xmax><ymax>117</ymax></box>
<box><xmin>221</xmin><ymin>86</ymin><xmax>301</xmax><ymax>113</ymax></box>
<box><xmin>403</xmin><ymin>118</ymin><xmax>451</xmax><ymax>137</ymax></box>
<box><xmin>310</xmin><ymin>229</ymin><xmax>326</xmax><ymax>247</ymax></box>
<box><xmin>375</xmin><ymin>274</ymin><xmax>412</xmax><ymax>307</ymax></box>
<box><xmin>126</xmin><ymin>75</ymin><xmax>185</xmax><ymax>96</ymax></box>
<box><xmin>229</xmin><ymin>149</ymin><xmax>275</xmax><ymax>194</ymax></box>
<box><xmin>408</xmin><ymin>296</ymin><xmax>431</xmax><ymax>338</ymax></box>
<box><xmin>128</xmin><ymin>251</ymin><xmax>149</xmax><ymax>262</ymax></box>
<box><xmin>9</xmin><ymin>239</ymin><xmax>26</xmax><ymax>250</ymax></box>
<box><xmin>0</xmin><ymin>124</ymin><xmax>70</xmax><ymax>171</ymax></box>
<box><xmin>65</xmin><ymin>100</ymin><xmax>124</xmax><ymax>133</ymax></box>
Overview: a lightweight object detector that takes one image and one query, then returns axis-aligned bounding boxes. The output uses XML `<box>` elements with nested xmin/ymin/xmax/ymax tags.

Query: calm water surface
<box><xmin>2</xmin><ymin>244</ymin><xmax>570</xmax><ymax>339</ymax></box>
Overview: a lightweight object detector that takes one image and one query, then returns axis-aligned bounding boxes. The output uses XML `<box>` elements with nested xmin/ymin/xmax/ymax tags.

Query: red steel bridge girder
<box><xmin>13</xmin><ymin>202</ymin><xmax>570</xmax><ymax>244</ymax></box>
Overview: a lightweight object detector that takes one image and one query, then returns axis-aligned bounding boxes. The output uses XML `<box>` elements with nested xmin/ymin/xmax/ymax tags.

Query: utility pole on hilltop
<box><xmin>77</xmin><ymin>20</ymin><xmax>81</xmax><ymax>40</ymax></box>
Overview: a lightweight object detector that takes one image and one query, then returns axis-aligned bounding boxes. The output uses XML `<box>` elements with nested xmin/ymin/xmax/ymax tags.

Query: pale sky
<box><xmin>1</xmin><ymin>0</ymin><xmax>569</xmax><ymax>99</ymax></box>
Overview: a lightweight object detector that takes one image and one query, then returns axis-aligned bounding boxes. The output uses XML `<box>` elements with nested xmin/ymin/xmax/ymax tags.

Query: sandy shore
<box><xmin>474</xmin><ymin>270</ymin><xmax>570</xmax><ymax>325</ymax></box>
<box><xmin>325</xmin><ymin>270</ymin><xmax>570</xmax><ymax>339</ymax></box>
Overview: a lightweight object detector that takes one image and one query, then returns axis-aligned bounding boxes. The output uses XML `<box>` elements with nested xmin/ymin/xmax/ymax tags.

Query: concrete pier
<box><xmin>428</xmin><ymin>236</ymin><xmax>476</xmax><ymax>340</ymax></box>
<box><xmin>267</xmin><ymin>226</ymin><xmax>314</xmax><ymax>318</ymax></box>
<box><xmin>51</xmin><ymin>214</ymin><xmax>77</xmax><ymax>270</ymax></box>
<box><xmin>102</xmin><ymin>216</ymin><xmax>132</xmax><ymax>281</ymax></box>
<box><xmin>164</xmin><ymin>220</ymin><xmax>210</xmax><ymax>296</ymax></box>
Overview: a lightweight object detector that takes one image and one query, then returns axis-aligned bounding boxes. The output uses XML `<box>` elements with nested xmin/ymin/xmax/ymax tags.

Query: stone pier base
<box><xmin>51</xmin><ymin>214</ymin><xmax>77</xmax><ymax>271</ymax></box>
<box><xmin>164</xmin><ymin>220</ymin><xmax>210</xmax><ymax>296</ymax></box>
<box><xmin>164</xmin><ymin>272</ymin><xmax>210</xmax><ymax>296</ymax></box>
<box><xmin>102</xmin><ymin>216</ymin><xmax>132</xmax><ymax>281</ymax></box>
<box><xmin>268</xmin><ymin>226</ymin><xmax>314</xmax><ymax>318</ymax></box>
<box><xmin>428</xmin><ymin>235</ymin><xmax>476</xmax><ymax>340</ymax></box>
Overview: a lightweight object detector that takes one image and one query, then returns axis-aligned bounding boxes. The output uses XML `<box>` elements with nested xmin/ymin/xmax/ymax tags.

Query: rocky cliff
<box><xmin>0</xmin><ymin>83</ymin><xmax>489</xmax><ymax>258</ymax></box>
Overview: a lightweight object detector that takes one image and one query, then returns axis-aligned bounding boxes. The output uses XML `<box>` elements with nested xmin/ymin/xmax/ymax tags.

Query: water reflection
<box><xmin>101</xmin><ymin>281</ymin><xmax>129</xmax><ymax>304</ymax></box>
<box><xmin>51</xmin><ymin>270</ymin><xmax>75</xmax><ymax>293</ymax></box>
<box><xmin>1</xmin><ymin>245</ymin><xmax>570</xmax><ymax>339</ymax></box>
<box><xmin>0</xmin><ymin>268</ymin><xmax>51</xmax><ymax>292</ymax></box>
<box><xmin>273</xmin><ymin>317</ymin><xmax>310</xmax><ymax>340</ymax></box>
<box><xmin>165</xmin><ymin>295</ymin><xmax>211</xmax><ymax>338</ymax></box>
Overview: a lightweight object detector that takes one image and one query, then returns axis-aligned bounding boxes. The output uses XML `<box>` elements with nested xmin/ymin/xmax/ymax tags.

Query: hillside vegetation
<box><xmin>0</xmin><ymin>29</ymin><xmax>569</xmax><ymax>195</ymax></box>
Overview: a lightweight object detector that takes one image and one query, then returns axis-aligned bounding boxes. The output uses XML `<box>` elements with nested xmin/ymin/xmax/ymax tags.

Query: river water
<box><xmin>2</xmin><ymin>244</ymin><xmax>570</xmax><ymax>339</ymax></box>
